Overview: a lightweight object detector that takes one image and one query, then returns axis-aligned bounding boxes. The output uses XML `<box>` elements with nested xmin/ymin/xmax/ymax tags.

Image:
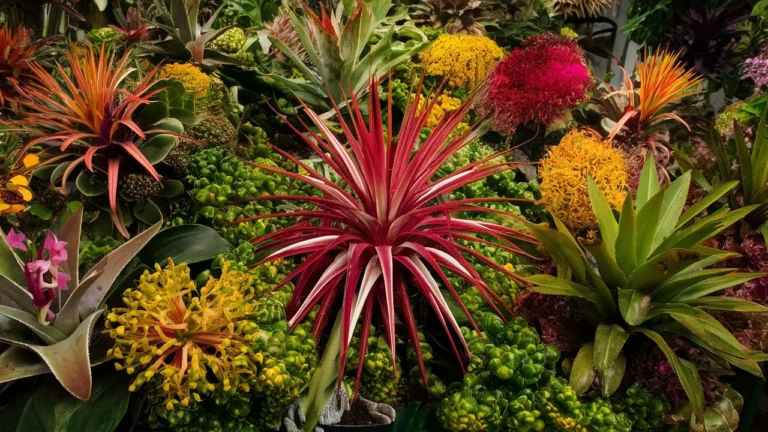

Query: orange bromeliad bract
<box><xmin>0</xmin><ymin>25</ymin><xmax>42</xmax><ymax>104</ymax></box>
<box><xmin>607</xmin><ymin>48</ymin><xmax>705</xmax><ymax>140</ymax></box>
<box><xmin>7</xmin><ymin>46</ymin><xmax>167</xmax><ymax>237</ymax></box>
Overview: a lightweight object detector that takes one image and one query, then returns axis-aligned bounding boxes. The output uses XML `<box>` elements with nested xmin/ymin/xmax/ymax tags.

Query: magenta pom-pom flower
<box><xmin>479</xmin><ymin>33</ymin><xmax>590</xmax><ymax>136</ymax></box>
<box><xmin>234</xmin><ymin>79</ymin><xmax>538</xmax><ymax>395</ymax></box>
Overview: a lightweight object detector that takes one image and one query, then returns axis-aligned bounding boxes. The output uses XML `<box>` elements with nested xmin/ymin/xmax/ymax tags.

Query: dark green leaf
<box><xmin>153</xmin><ymin>118</ymin><xmax>184</xmax><ymax>134</ymax></box>
<box><xmin>527</xmin><ymin>275</ymin><xmax>607</xmax><ymax>318</ymax></box>
<box><xmin>671</xmin><ymin>272</ymin><xmax>766</xmax><ymax>302</ymax></box>
<box><xmin>139</xmin><ymin>101</ymin><xmax>168</xmax><ymax>127</ymax></box>
<box><xmin>139</xmin><ymin>224</ymin><xmax>233</xmax><ymax>266</ymax></box>
<box><xmin>132</xmin><ymin>201</ymin><xmax>162</xmax><ymax>224</ymax></box>
<box><xmin>75</xmin><ymin>171</ymin><xmax>107</xmax><ymax>197</ymax></box>
<box><xmin>140</xmin><ymin>134</ymin><xmax>178</xmax><ymax>164</ymax></box>
<box><xmin>28</xmin><ymin>204</ymin><xmax>53</xmax><ymax>221</ymax></box>
<box><xmin>524</xmin><ymin>221</ymin><xmax>587</xmax><ymax>283</ymax></box>
<box><xmin>684</xmin><ymin>297</ymin><xmax>768</xmax><ymax>313</ymax></box>
<box><xmin>157</xmin><ymin>180</ymin><xmax>184</xmax><ymax>198</ymax></box>
<box><xmin>582</xmin><ymin>241</ymin><xmax>626</xmax><ymax>289</ymax></box>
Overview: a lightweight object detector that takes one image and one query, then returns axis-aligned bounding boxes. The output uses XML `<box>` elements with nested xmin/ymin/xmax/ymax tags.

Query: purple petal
<box><xmin>57</xmin><ymin>272</ymin><xmax>71</xmax><ymax>291</ymax></box>
<box><xmin>6</xmin><ymin>229</ymin><xmax>28</xmax><ymax>251</ymax></box>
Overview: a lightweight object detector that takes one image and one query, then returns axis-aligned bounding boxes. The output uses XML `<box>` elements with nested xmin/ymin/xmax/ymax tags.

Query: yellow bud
<box><xmin>166</xmin><ymin>401</ymin><xmax>174</xmax><ymax>411</ymax></box>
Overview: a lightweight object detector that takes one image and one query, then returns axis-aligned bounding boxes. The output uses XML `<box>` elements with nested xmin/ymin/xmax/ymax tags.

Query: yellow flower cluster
<box><xmin>0</xmin><ymin>154</ymin><xmax>38</xmax><ymax>214</ymax></box>
<box><xmin>419</xmin><ymin>34</ymin><xmax>504</xmax><ymax>89</ymax></box>
<box><xmin>419</xmin><ymin>94</ymin><xmax>463</xmax><ymax>129</ymax></box>
<box><xmin>105</xmin><ymin>260</ymin><xmax>263</xmax><ymax>411</ymax></box>
<box><xmin>157</xmin><ymin>63</ymin><xmax>212</xmax><ymax>100</ymax></box>
<box><xmin>539</xmin><ymin>129</ymin><xmax>627</xmax><ymax>232</ymax></box>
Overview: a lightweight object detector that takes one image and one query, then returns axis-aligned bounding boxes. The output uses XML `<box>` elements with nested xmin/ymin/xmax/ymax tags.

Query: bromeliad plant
<box><xmin>6</xmin><ymin>46</ymin><xmax>188</xmax><ymax>238</ymax></box>
<box><xmin>265</xmin><ymin>0</ymin><xmax>429</xmax><ymax>112</ymax></box>
<box><xmin>0</xmin><ymin>25</ymin><xmax>43</xmax><ymax>105</ymax></box>
<box><xmin>238</xmin><ymin>78</ymin><xmax>537</xmax><ymax>396</ymax></box>
<box><xmin>145</xmin><ymin>0</ymin><xmax>241</xmax><ymax>67</ymax></box>
<box><xmin>0</xmin><ymin>207</ymin><xmax>160</xmax><ymax>400</ymax></box>
<box><xmin>525</xmin><ymin>156</ymin><xmax>767</xmax><ymax>424</ymax></box>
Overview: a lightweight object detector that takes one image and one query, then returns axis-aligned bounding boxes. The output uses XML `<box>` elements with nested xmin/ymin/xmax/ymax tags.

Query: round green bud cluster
<box><xmin>346</xmin><ymin>329</ymin><xmax>400</xmax><ymax>404</ymax></box>
<box><xmin>240</xmin><ymin>122</ymin><xmax>273</xmax><ymax>161</ymax></box>
<box><xmin>612</xmin><ymin>384</ymin><xmax>667</xmax><ymax>431</ymax></box>
<box><xmin>87</xmin><ymin>27</ymin><xmax>124</xmax><ymax>47</ymax></box>
<box><xmin>78</xmin><ymin>236</ymin><xmax>122</xmax><ymax>271</ymax></box>
<box><xmin>580</xmin><ymin>399</ymin><xmax>633</xmax><ymax>432</ymax></box>
<box><xmin>405</xmin><ymin>330</ymin><xmax>447</xmax><ymax>397</ymax></box>
<box><xmin>186</xmin><ymin>147</ymin><xmax>296</xmax><ymax>243</ymax></box>
<box><xmin>211</xmin><ymin>27</ymin><xmax>247</xmax><ymax>54</ymax></box>
<box><xmin>536</xmin><ymin>377</ymin><xmax>584</xmax><ymax>431</ymax></box>
<box><xmin>119</xmin><ymin>173</ymin><xmax>163</xmax><ymax>202</ymax></box>
<box><xmin>439</xmin><ymin>385</ymin><xmax>507</xmax><ymax>432</ymax></box>
<box><xmin>187</xmin><ymin>115</ymin><xmax>238</xmax><ymax>149</ymax></box>
<box><xmin>506</xmin><ymin>389</ymin><xmax>545</xmax><ymax>431</ymax></box>
<box><xmin>147</xmin><ymin>392</ymin><xmax>258</xmax><ymax>432</ymax></box>
<box><xmin>379</xmin><ymin>79</ymin><xmax>410</xmax><ymax>111</ymax></box>
<box><xmin>250</xmin><ymin>320</ymin><xmax>317</xmax><ymax>429</ymax></box>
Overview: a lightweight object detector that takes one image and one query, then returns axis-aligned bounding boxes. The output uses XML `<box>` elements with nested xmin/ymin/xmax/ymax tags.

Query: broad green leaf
<box><xmin>570</xmin><ymin>343</ymin><xmax>595</xmax><ymax>395</ymax></box>
<box><xmin>628</xmin><ymin>248</ymin><xmax>704</xmax><ymax>293</ymax></box>
<box><xmin>599</xmin><ymin>353</ymin><xmax>626</xmax><ymax>397</ymax></box>
<box><xmin>685</xmin><ymin>297</ymin><xmax>768</xmax><ymax>313</ymax></box>
<box><xmin>66</xmin><ymin>373</ymin><xmax>131</xmax><ymax>432</ymax></box>
<box><xmin>28</xmin><ymin>204</ymin><xmax>53</xmax><ymax>221</ymax></box>
<box><xmin>50</xmin><ymin>162</ymin><xmax>70</xmax><ymax>186</ymax></box>
<box><xmin>633</xmin><ymin>328</ymin><xmax>705</xmax><ymax>419</ymax></box>
<box><xmin>635</xmin><ymin>155</ymin><xmax>660</xmax><ymax>210</ymax></box>
<box><xmin>140</xmin><ymin>134</ymin><xmax>178</xmax><ymax>164</ymax></box>
<box><xmin>132</xmin><ymin>201</ymin><xmax>163</xmax><ymax>224</ymax></box>
<box><xmin>0</xmin><ymin>306</ymin><xmax>65</xmax><ymax>344</ymax></box>
<box><xmin>615</xmin><ymin>194</ymin><xmax>637</xmax><ymax>274</ymax></box>
<box><xmin>139</xmin><ymin>101</ymin><xmax>169</xmax><ymax>127</ymax></box>
<box><xmin>157</xmin><ymin>179</ymin><xmax>184</xmax><ymax>198</ymax></box>
<box><xmin>75</xmin><ymin>171</ymin><xmax>107</xmax><ymax>197</ymax></box>
<box><xmin>74</xmin><ymin>221</ymin><xmax>161</xmax><ymax>321</ymax></box>
<box><xmin>17</xmin><ymin>379</ymin><xmax>80</xmax><ymax>432</ymax></box>
<box><xmin>652</xmin><ymin>170</ymin><xmax>691</xmax><ymax>251</ymax></box>
<box><xmin>675</xmin><ymin>327</ymin><xmax>763</xmax><ymax>377</ymax></box>
<box><xmin>582</xmin><ymin>241</ymin><xmax>626</xmax><ymax>288</ymax></box>
<box><xmin>677</xmin><ymin>181</ymin><xmax>739</xmax><ymax>228</ymax></box>
<box><xmin>153</xmin><ymin>118</ymin><xmax>184</xmax><ymax>134</ymax></box>
<box><xmin>138</xmin><ymin>224</ymin><xmax>232</xmax><ymax>267</ymax></box>
<box><xmin>524</xmin><ymin>221</ymin><xmax>586</xmax><ymax>283</ymax></box>
<box><xmin>671</xmin><ymin>272</ymin><xmax>766</xmax><ymax>302</ymax></box>
<box><xmin>593</xmin><ymin>324</ymin><xmax>629</xmax><ymax>373</ymax></box>
<box><xmin>653</xmin><ymin>268</ymin><xmax>740</xmax><ymax>301</ymax></box>
<box><xmin>587</xmin><ymin>176</ymin><xmax>618</xmax><ymax>256</ymax></box>
<box><xmin>0</xmin><ymin>273</ymin><xmax>36</xmax><ymax>316</ymax></box>
<box><xmin>302</xmin><ymin>312</ymin><xmax>343</xmax><ymax>432</ymax></box>
<box><xmin>527</xmin><ymin>275</ymin><xmax>607</xmax><ymax>318</ymax></box>
<box><xmin>635</xmin><ymin>188</ymin><xmax>665</xmax><ymax>263</ymax></box>
<box><xmin>0</xmin><ymin>346</ymin><xmax>53</xmax><ymax>384</ymax></box>
<box><xmin>750</xmin><ymin>105</ymin><xmax>768</xmax><ymax>199</ymax></box>
<box><xmin>618</xmin><ymin>289</ymin><xmax>651</xmax><ymax>325</ymax></box>
<box><xmin>659</xmin><ymin>206</ymin><xmax>758</xmax><ymax>253</ymax></box>
<box><xmin>646</xmin><ymin>304</ymin><xmax>747</xmax><ymax>359</ymax></box>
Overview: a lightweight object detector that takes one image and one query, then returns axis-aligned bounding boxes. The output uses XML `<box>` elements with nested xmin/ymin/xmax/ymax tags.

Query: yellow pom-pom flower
<box><xmin>157</xmin><ymin>63</ymin><xmax>212</xmax><ymax>100</ymax></box>
<box><xmin>419</xmin><ymin>34</ymin><xmax>504</xmax><ymax>89</ymax></box>
<box><xmin>418</xmin><ymin>94</ymin><xmax>463</xmax><ymax>129</ymax></box>
<box><xmin>105</xmin><ymin>260</ymin><xmax>262</xmax><ymax>410</ymax></box>
<box><xmin>539</xmin><ymin>129</ymin><xmax>627</xmax><ymax>232</ymax></box>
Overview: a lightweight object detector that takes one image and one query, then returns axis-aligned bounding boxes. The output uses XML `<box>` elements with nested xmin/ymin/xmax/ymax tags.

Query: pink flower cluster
<box><xmin>743</xmin><ymin>48</ymin><xmax>768</xmax><ymax>89</ymax></box>
<box><xmin>479</xmin><ymin>33</ymin><xmax>590</xmax><ymax>136</ymax></box>
<box><xmin>7</xmin><ymin>229</ymin><xmax>70</xmax><ymax>324</ymax></box>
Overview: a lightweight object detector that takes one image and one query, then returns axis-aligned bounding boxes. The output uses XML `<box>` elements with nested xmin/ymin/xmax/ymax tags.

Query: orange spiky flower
<box><xmin>607</xmin><ymin>48</ymin><xmax>705</xmax><ymax>140</ymax></box>
<box><xmin>0</xmin><ymin>26</ymin><xmax>42</xmax><ymax>104</ymax></box>
<box><xmin>7</xmin><ymin>46</ymin><xmax>169</xmax><ymax>238</ymax></box>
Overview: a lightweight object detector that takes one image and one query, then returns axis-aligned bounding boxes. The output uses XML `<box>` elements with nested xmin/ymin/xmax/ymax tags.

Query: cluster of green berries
<box><xmin>611</xmin><ymin>384</ymin><xmax>667</xmax><ymax>431</ymax></box>
<box><xmin>186</xmin><ymin>147</ymin><xmax>297</xmax><ymax>243</ymax></box>
<box><xmin>379</xmin><ymin>78</ymin><xmax>410</xmax><ymax>110</ymax></box>
<box><xmin>187</xmin><ymin>115</ymin><xmax>238</xmax><ymax>149</ymax></box>
<box><xmin>407</xmin><ymin>331</ymin><xmax>447</xmax><ymax>397</ymax></box>
<box><xmin>211</xmin><ymin>28</ymin><xmax>247</xmax><ymax>54</ymax></box>
<box><xmin>148</xmin><ymin>392</ymin><xmax>258</xmax><ymax>432</ymax></box>
<box><xmin>345</xmin><ymin>329</ymin><xmax>400</xmax><ymax>404</ymax></box>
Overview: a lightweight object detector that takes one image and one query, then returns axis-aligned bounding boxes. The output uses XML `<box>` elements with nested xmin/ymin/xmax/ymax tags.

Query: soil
<box><xmin>339</xmin><ymin>400</ymin><xmax>382</xmax><ymax>426</ymax></box>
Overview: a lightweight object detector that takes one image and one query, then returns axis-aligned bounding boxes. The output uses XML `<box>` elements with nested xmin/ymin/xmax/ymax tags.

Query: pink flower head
<box><xmin>24</xmin><ymin>259</ymin><xmax>55</xmax><ymax>309</ymax></box>
<box><xmin>6</xmin><ymin>228</ymin><xmax>27</xmax><ymax>251</ymax></box>
<box><xmin>743</xmin><ymin>48</ymin><xmax>768</xmax><ymax>89</ymax></box>
<box><xmin>43</xmin><ymin>233</ymin><xmax>67</xmax><ymax>266</ymax></box>
<box><xmin>479</xmin><ymin>33</ymin><xmax>590</xmax><ymax>136</ymax></box>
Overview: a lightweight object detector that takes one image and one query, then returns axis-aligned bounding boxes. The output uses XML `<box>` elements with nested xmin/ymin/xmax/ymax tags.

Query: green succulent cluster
<box><xmin>147</xmin><ymin>392</ymin><xmax>258</xmax><ymax>432</ymax></box>
<box><xmin>379</xmin><ymin>78</ymin><xmax>410</xmax><ymax>111</ymax></box>
<box><xmin>78</xmin><ymin>236</ymin><xmax>122</xmax><ymax>273</ymax></box>
<box><xmin>250</xmin><ymin>320</ymin><xmax>317</xmax><ymax>430</ymax></box>
<box><xmin>186</xmin><ymin>147</ymin><xmax>297</xmax><ymax>243</ymax></box>
<box><xmin>211</xmin><ymin>27</ymin><xmax>247</xmax><ymax>54</ymax></box>
<box><xmin>407</xmin><ymin>331</ymin><xmax>447</xmax><ymax>397</ymax></box>
<box><xmin>86</xmin><ymin>26</ymin><xmax>124</xmax><ymax>47</ymax></box>
<box><xmin>187</xmin><ymin>115</ymin><xmax>238</xmax><ymax>149</ymax></box>
<box><xmin>440</xmin><ymin>314</ymin><xmax>637</xmax><ymax>432</ymax></box>
<box><xmin>611</xmin><ymin>384</ymin><xmax>667</xmax><ymax>431</ymax></box>
<box><xmin>345</xmin><ymin>330</ymin><xmax>400</xmax><ymax>404</ymax></box>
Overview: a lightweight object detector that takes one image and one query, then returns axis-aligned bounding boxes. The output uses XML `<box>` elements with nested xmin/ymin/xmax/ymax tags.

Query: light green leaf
<box><xmin>684</xmin><ymin>297</ymin><xmax>768</xmax><ymax>313</ymax></box>
<box><xmin>0</xmin><ymin>306</ymin><xmax>65</xmax><ymax>344</ymax></box>
<box><xmin>652</xmin><ymin>170</ymin><xmax>691</xmax><ymax>250</ymax></box>
<box><xmin>587</xmin><ymin>176</ymin><xmax>619</xmax><ymax>258</ymax></box>
<box><xmin>633</xmin><ymin>328</ymin><xmax>705</xmax><ymax>419</ymax></box>
<box><xmin>524</xmin><ymin>221</ymin><xmax>586</xmax><ymax>284</ymax></box>
<box><xmin>570</xmin><ymin>343</ymin><xmax>596</xmax><ymax>395</ymax></box>
<box><xmin>582</xmin><ymin>241</ymin><xmax>626</xmax><ymax>289</ymax></box>
<box><xmin>618</xmin><ymin>289</ymin><xmax>651</xmax><ymax>325</ymax></box>
<box><xmin>635</xmin><ymin>155</ymin><xmax>660</xmax><ymax>210</ymax></box>
<box><xmin>671</xmin><ymin>272</ymin><xmax>766</xmax><ymax>302</ymax></box>
<box><xmin>599</xmin><ymin>353</ymin><xmax>626</xmax><ymax>397</ymax></box>
<box><xmin>677</xmin><ymin>181</ymin><xmax>739</xmax><ymax>228</ymax></box>
<box><xmin>628</xmin><ymin>248</ymin><xmax>704</xmax><ymax>293</ymax></box>
<box><xmin>615</xmin><ymin>194</ymin><xmax>638</xmax><ymax>275</ymax></box>
<box><xmin>527</xmin><ymin>275</ymin><xmax>607</xmax><ymax>318</ymax></box>
<box><xmin>93</xmin><ymin>0</ymin><xmax>107</xmax><ymax>11</ymax></box>
<box><xmin>302</xmin><ymin>312</ymin><xmax>343</xmax><ymax>432</ymax></box>
<box><xmin>635</xmin><ymin>188</ymin><xmax>665</xmax><ymax>263</ymax></box>
<box><xmin>593</xmin><ymin>324</ymin><xmax>629</xmax><ymax>373</ymax></box>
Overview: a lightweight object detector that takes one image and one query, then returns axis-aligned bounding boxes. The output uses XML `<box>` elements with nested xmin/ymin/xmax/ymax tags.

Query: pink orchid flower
<box><xmin>6</xmin><ymin>228</ymin><xmax>27</xmax><ymax>251</ymax></box>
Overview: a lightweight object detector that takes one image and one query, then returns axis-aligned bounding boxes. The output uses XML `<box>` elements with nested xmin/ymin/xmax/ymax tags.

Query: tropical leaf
<box><xmin>593</xmin><ymin>324</ymin><xmax>629</xmax><ymax>373</ymax></box>
<box><xmin>570</xmin><ymin>343</ymin><xmax>596</xmax><ymax>395</ymax></box>
<box><xmin>587</xmin><ymin>176</ymin><xmax>619</xmax><ymax>257</ymax></box>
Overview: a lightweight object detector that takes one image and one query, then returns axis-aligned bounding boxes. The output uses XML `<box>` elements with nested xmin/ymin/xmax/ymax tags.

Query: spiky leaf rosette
<box><xmin>239</xmin><ymin>79</ymin><xmax>537</xmax><ymax>394</ymax></box>
<box><xmin>551</xmin><ymin>0</ymin><xmax>616</xmax><ymax>19</ymax></box>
